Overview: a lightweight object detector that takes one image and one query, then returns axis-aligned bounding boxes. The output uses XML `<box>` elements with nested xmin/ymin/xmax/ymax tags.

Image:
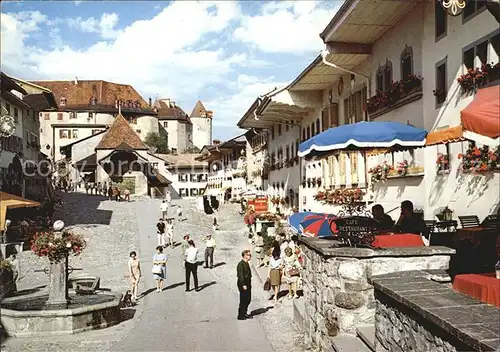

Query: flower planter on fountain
<box><xmin>0</xmin><ymin>221</ymin><xmax>121</xmax><ymax>337</ymax></box>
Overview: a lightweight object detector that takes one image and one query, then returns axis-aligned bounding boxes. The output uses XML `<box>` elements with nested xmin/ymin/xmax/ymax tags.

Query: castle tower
<box><xmin>189</xmin><ymin>100</ymin><xmax>213</xmax><ymax>150</ymax></box>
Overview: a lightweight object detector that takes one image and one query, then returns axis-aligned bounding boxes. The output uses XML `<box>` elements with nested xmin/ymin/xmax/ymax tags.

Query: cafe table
<box><xmin>372</xmin><ymin>233</ymin><xmax>424</xmax><ymax>248</ymax></box>
<box><xmin>453</xmin><ymin>273</ymin><xmax>500</xmax><ymax>308</ymax></box>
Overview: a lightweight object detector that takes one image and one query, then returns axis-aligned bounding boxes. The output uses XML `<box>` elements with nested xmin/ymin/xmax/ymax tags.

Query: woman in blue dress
<box><xmin>152</xmin><ymin>246</ymin><xmax>167</xmax><ymax>292</ymax></box>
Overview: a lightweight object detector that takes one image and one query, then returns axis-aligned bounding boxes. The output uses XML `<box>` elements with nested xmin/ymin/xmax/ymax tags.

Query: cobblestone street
<box><xmin>2</xmin><ymin>193</ymin><xmax>306</xmax><ymax>351</ymax></box>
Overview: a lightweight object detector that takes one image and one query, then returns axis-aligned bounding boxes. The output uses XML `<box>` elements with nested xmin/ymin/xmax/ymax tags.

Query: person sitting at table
<box><xmin>371</xmin><ymin>204</ymin><xmax>395</xmax><ymax>231</ymax></box>
<box><xmin>395</xmin><ymin>200</ymin><xmax>429</xmax><ymax>237</ymax></box>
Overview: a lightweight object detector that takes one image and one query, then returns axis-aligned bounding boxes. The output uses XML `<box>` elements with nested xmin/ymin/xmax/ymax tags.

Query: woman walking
<box><xmin>254</xmin><ymin>232</ymin><xmax>265</xmax><ymax>267</ymax></box>
<box><xmin>184</xmin><ymin>239</ymin><xmax>199</xmax><ymax>292</ymax></box>
<box><xmin>152</xmin><ymin>246</ymin><xmax>167</xmax><ymax>292</ymax></box>
<box><xmin>283</xmin><ymin>247</ymin><xmax>300</xmax><ymax>299</ymax></box>
<box><xmin>268</xmin><ymin>247</ymin><xmax>283</xmax><ymax>302</ymax></box>
<box><xmin>165</xmin><ymin>219</ymin><xmax>174</xmax><ymax>246</ymax></box>
<box><xmin>128</xmin><ymin>251</ymin><xmax>141</xmax><ymax>300</ymax></box>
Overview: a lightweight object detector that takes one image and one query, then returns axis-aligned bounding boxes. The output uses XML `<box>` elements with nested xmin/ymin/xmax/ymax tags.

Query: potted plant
<box><xmin>433</xmin><ymin>88</ymin><xmax>446</xmax><ymax>104</ymax></box>
<box><xmin>436</xmin><ymin>153</ymin><xmax>450</xmax><ymax>173</ymax></box>
<box><xmin>396</xmin><ymin>160</ymin><xmax>409</xmax><ymax>176</ymax></box>
<box><xmin>458</xmin><ymin>145</ymin><xmax>499</xmax><ymax>173</ymax></box>
<box><xmin>368</xmin><ymin>162</ymin><xmax>393</xmax><ymax>183</ymax></box>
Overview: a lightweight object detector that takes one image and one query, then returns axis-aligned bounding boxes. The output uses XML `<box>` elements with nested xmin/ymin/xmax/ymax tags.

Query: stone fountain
<box><xmin>0</xmin><ymin>221</ymin><xmax>121</xmax><ymax>337</ymax></box>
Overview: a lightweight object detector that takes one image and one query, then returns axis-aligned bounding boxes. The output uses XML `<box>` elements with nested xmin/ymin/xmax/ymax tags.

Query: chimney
<box><xmin>165</xmin><ymin>98</ymin><xmax>170</xmax><ymax>107</ymax></box>
<box><xmin>171</xmin><ymin>101</ymin><xmax>175</xmax><ymax>108</ymax></box>
<box><xmin>74</xmin><ymin>77</ymin><xmax>78</xmax><ymax>85</ymax></box>
<box><xmin>213</xmin><ymin>139</ymin><xmax>221</xmax><ymax>145</ymax></box>
<box><xmin>149</xmin><ymin>97</ymin><xmax>152</xmax><ymax>107</ymax></box>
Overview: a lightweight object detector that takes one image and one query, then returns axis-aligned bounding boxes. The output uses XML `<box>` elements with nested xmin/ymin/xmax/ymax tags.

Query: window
<box><xmin>59</xmin><ymin>129</ymin><xmax>69</xmax><ymax>139</ymax></box>
<box><xmin>92</xmin><ymin>129</ymin><xmax>102</xmax><ymax>135</ymax></box>
<box><xmin>13</xmin><ymin>108</ymin><xmax>18</xmax><ymax>123</ymax></box>
<box><xmin>163</xmin><ymin>121</ymin><xmax>168</xmax><ymax>128</ymax></box>
<box><xmin>285</xmin><ymin>123</ymin><xmax>289</xmax><ymax>132</ymax></box>
<box><xmin>306</xmin><ymin>126</ymin><xmax>311</xmax><ymax>140</ymax></box>
<box><xmin>330</xmin><ymin>103</ymin><xmax>339</xmax><ymax>127</ymax></box>
<box><xmin>69</xmin><ymin>112</ymin><xmax>76</xmax><ymax>119</ymax></box>
<box><xmin>321</xmin><ymin>109</ymin><xmax>329</xmax><ymax>131</ymax></box>
<box><xmin>90</xmin><ymin>97</ymin><xmax>97</xmax><ymax>106</ymax></box>
<box><xmin>285</xmin><ymin>145</ymin><xmax>290</xmax><ymax>160</ymax></box>
<box><xmin>278</xmin><ymin>124</ymin><xmax>282</xmax><ymax>136</ymax></box>
<box><xmin>271</xmin><ymin>126</ymin><xmax>275</xmax><ymax>140</ymax></box>
<box><xmin>316</xmin><ymin>118</ymin><xmax>320</xmax><ymax>134</ymax></box>
<box><xmin>44</xmin><ymin>112</ymin><xmax>50</xmax><ymax>120</ymax></box>
<box><xmin>464</xmin><ymin>38</ymin><xmax>495</xmax><ymax>70</ymax></box>
<box><xmin>463</xmin><ymin>48</ymin><xmax>475</xmax><ymax>69</ymax></box>
<box><xmin>179</xmin><ymin>188</ymin><xmax>187</xmax><ymax>197</ymax></box>
<box><xmin>436</xmin><ymin>59</ymin><xmax>447</xmax><ymax>105</ymax></box>
<box><xmin>302</xmin><ymin>128</ymin><xmax>306</xmax><ymax>141</ymax></box>
<box><xmin>435</xmin><ymin>0</ymin><xmax>447</xmax><ymax>40</ymax></box>
<box><xmin>401</xmin><ymin>46</ymin><xmax>413</xmax><ymax>79</ymax></box>
<box><xmin>463</xmin><ymin>0</ymin><xmax>486</xmax><ymax>22</ymax></box>
<box><xmin>57</xmin><ymin>113</ymin><xmax>63</xmax><ymax>120</ymax></box>
<box><xmin>179</xmin><ymin>174</ymin><xmax>188</xmax><ymax>182</ymax></box>
<box><xmin>376</xmin><ymin>69</ymin><xmax>384</xmax><ymax>91</ymax></box>
<box><xmin>5</xmin><ymin>103</ymin><xmax>10</xmax><ymax>114</ymax></box>
<box><xmin>88</xmin><ymin>112</ymin><xmax>93</xmax><ymax>119</ymax></box>
<box><xmin>59</xmin><ymin>98</ymin><xmax>67</xmax><ymax>107</ymax></box>
<box><xmin>311</xmin><ymin>122</ymin><xmax>315</xmax><ymax>136</ymax></box>
<box><xmin>384</xmin><ymin>62</ymin><xmax>392</xmax><ymax>91</ymax></box>
<box><xmin>72</xmin><ymin>129</ymin><xmax>78</xmax><ymax>139</ymax></box>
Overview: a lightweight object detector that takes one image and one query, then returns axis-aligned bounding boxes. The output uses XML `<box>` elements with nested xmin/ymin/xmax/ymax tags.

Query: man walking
<box><xmin>236</xmin><ymin>249</ymin><xmax>253</xmax><ymax>320</ymax></box>
<box><xmin>160</xmin><ymin>201</ymin><xmax>168</xmax><ymax>220</ymax></box>
<box><xmin>203</xmin><ymin>234</ymin><xmax>216</xmax><ymax>269</ymax></box>
<box><xmin>165</xmin><ymin>190</ymin><xmax>172</xmax><ymax>208</ymax></box>
<box><xmin>156</xmin><ymin>218</ymin><xmax>166</xmax><ymax>247</ymax></box>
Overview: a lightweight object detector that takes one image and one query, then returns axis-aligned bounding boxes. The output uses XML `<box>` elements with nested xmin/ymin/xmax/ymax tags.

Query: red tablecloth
<box><xmin>453</xmin><ymin>273</ymin><xmax>500</xmax><ymax>307</ymax></box>
<box><xmin>372</xmin><ymin>233</ymin><xmax>424</xmax><ymax>248</ymax></box>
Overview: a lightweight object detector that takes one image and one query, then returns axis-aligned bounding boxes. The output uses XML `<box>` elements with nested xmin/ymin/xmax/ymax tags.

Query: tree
<box><xmin>144</xmin><ymin>132</ymin><xmax>170</xmax><ymax>154</ymax></box>
<box><xmin>184</xmin><ymin>146</ymin><xmax>201</xmax><ymax>153</ymax></box>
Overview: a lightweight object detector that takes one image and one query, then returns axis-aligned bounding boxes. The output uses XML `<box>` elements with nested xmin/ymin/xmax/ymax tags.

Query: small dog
<box><xmin>120</xmin><ymin>290</ymin><xmax>134</xmax><ymax>307</ymax></box>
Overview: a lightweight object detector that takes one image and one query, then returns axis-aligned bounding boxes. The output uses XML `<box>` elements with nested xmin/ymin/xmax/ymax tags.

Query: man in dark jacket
<box><xmin>236</xmin><ymin>249</ymin><xmax>252</xmax><ymax>320</ymax></box>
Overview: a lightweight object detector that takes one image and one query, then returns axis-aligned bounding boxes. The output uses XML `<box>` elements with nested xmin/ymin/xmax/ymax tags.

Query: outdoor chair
<box><xmin>458</xmin><ymin>215</ymin><xmax>481</xmax><ymax>228</ymax></box>
<box><xmin>482</xmin><ymin>215</ymin><xmax>499</xmax><ymax>230</ymax></box>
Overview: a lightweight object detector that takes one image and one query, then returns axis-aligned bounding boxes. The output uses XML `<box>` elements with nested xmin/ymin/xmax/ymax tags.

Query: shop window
<box><xmin>401</xmin><ymin>46</ymin><xmax>413</xmax><ymax>79</ymax></box>
<box><xmin>278</xmin><ymin>124</ymin><xmax>282</xmax><ymax>136</ymax></box>
<box><xmin>435</xmin><ymin>1</ymin><xmax>447</xmax><ymax>40</ymax></box>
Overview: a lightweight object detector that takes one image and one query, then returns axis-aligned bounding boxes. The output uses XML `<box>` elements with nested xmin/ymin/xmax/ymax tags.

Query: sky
<box><xmin>1</xmin><ymin>0</ymin><xmax>340</xmax><ymax>140</ymax></box>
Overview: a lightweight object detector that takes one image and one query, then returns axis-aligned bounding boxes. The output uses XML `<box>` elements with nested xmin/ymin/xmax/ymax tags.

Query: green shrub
<box><xmin>0</xmin><ymin>260</ymin><xmax>12</xmax><ymax>272</ymax></box>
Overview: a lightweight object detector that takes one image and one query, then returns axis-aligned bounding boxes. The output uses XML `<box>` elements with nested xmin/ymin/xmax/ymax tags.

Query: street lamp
<box><xmin>440</xmin><ymin>0</ymin><xmax>467</xmax><ymax>16</ymax></box>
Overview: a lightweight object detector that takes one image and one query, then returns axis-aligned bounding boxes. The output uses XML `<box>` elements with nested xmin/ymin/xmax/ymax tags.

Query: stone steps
<box><xmin>331</xmin><ymin>334</ymin><xmax>371</xmax><ymax>352</ymax></box>
<box><xmin>292</xmin><ymin>297</ymin><xmax>306</xmax><ymax>331</ymax></box>
<box><xmin>356</xmin><ymin>325</ymin><xmax>376</xmax><ymax>351</ymax></box>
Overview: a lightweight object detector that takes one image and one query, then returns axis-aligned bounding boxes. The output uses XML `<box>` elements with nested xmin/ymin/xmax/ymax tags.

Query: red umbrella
<box><xmin>300</xmin><ymin>214</ymin><xmax>339</xmax><ymax>237</ymax></box>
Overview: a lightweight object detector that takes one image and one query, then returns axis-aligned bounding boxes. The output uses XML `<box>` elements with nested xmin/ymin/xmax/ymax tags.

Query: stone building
<box><xmin>189</xmin><ymin>100</ymin><xmax>213</xmax><ymax>151</ymax></box>
<box><xmin>0</xmin><ymin>72</ymin><xmax>56</xmax><ymax>202</ymax></box>
<box><xmin>155</xmin><ymin>98</ymin><xmax>192</xmax><ymax>154</ymax></box>
<box><xmin>14</xmin><ymin>78</ymin><xmax>159</xmax><ymax>163</ymax></box>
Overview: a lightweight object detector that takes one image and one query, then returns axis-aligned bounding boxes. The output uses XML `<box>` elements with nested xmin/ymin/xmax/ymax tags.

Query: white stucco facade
<box><xmin>191</xmin><ymin>116</ymin><xmax>212</xmax><ymax>150</ymax></box>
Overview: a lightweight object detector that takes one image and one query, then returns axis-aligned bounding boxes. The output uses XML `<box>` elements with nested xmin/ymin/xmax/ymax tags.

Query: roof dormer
<box><xmin>59</xmin><ymin>97</ymin><xmax>67</xmax><ymax>107</ymax></box>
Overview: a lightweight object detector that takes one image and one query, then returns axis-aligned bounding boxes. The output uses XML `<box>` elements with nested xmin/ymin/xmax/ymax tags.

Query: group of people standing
<box><xmin>83</xmin><ymin>181</ymin><xmax>131</xmax><ymax>201</ymax></box>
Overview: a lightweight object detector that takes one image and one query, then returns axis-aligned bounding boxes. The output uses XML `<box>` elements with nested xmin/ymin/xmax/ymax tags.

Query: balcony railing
<box><xmin>250</xmin><ymin>131</ymin><xmax>268</xmax><ymax>154</ymax></box>
<box><xmin>367</xmin><ymin>75</ymin><xmax>423</xmax><ymax>119</ymax></box>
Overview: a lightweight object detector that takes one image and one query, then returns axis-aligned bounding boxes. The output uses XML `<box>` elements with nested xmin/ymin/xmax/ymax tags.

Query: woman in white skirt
<box><xmin>282</xmin><ymin>247</ymin><xmax>300</xmax><ymax>299</ymax></box>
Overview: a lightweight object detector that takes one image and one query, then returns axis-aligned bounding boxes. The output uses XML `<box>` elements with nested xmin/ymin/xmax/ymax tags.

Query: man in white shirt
<box><xmin>203</xmin><ymin>234</ymin><xmax>216</xmax><ymax>269</ymax></box>
<box><xmin>184</xmin><ymin>240</ymin><xmax>199</xmax><ymax>292</ymax></box>
<box><xmin>177</xmin><ymin>206</ymin><xmax>183</xmax><ymax>221</ymax></box>
<box><xmin>165</xmin><ymin>191</ymin><xmax>172</xmax><ymax>207</ymax></box>
<box><xmin>160</xmin><ymin>201</ymin><xmax>168</xmax><ymax>220</ymax></box>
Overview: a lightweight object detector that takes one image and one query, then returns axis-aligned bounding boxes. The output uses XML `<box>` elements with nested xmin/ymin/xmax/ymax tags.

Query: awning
<box><xmin>0</xmin><ymin>192</ymin><xmax>41</xmax><ymax>231</ymax></box>
<box><xmin>425</xmin><ymin>126</ymin><xmax>465</xmax><ymax>146</ymax></box>
<box><xmin>461</xmin><ymin>86</ymin><xmax>500</xmax><ymax>139</ymax></box>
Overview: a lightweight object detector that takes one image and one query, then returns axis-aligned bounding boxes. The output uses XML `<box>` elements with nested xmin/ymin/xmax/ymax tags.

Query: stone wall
<box><xmin>299</xmin><ymin>237</ymin><xmax>455</xmax><ymax>350</ymax></box>
<box><xmin>371</xmin><ymin>270</ymin><xmax>500</xmax><ymax>352</ymax></box>
<box><xmin>0</xmin><ymin>268</ymin><xmax>16</xmax><ymax>300</ymax></box>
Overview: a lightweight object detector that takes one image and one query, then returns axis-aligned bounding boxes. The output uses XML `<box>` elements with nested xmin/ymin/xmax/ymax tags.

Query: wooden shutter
<box><xmin>339</xmin><ymin>152</ymin><xmax>346</xmax><ymax>184</ymax></box>
<box><xmin>350</xmin><ymin>152</ymin><xmax>358</xmax><ymax>184</ymax></box>
<box><xmin>322</xmin><ymin>109</ymin><xmax>329</xmax><ymax>131</ymax></box>
<box><xmin>57</xmin><ymin>113</ymin><xmax>63</xmax><ymax>120</ymax></box>
<box><xmin>330</xmin><ymin>103</ymin><xmax>339</xmax><ymax>127</ymax></box>
<box><xmin>44</xmin><ymin>113</ymin><xmax>50</xmax><ymax>120</ymax></box>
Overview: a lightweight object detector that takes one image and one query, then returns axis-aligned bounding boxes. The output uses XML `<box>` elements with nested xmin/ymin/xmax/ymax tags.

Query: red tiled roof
<box><xmin>156</xmin><ymin>101</ymin><xmax>190</xmax><ymax>122</ymax></box>
<box><xmin>190</xmin><ymin>100</ymin><xmax>213</xmax><ymax>118</ymax></box>
<box><xmin>95</xmin><ymin>113</ymin><xmax>147</xmax><ymax>150</ymax></box>
<box><xmin>30</xmin><ymin>80</ymin><xmax>148</xmax><ymax>109</ymax></box>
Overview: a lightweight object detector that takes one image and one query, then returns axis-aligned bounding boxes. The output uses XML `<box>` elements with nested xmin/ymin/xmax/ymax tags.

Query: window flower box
<box><xmin>457</xmin><ymin>63</ymin><xmax>499</xmax><ymax>95</ymax></box>
<box><xmin>368</xmin><ymin>75</ymin><xmax>423</xmax><ymax>118</ymax></box>
<box><xmin>458</xmin><ymin>145</ymin><xmax>500</xmax><ymax>173</ymax></box>
<box><xmin>368</xmin><ymin>162</ymin><xmax>393</xmax><ymax>183</ymax></box>
<box><xmin>436</xmin><ymin>153</ymin><xmax>450</xmax><ymax>173</ymax></box>
<box><xmin>396</xmin><ymin>160</ymin><xmax>409</xmax><ymax>176</ymax></box>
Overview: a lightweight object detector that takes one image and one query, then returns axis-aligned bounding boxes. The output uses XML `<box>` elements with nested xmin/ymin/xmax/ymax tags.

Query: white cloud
<box><xmin>66</xmin><ymin>13</ymin><xmax>121</xmax><ymax>39</ymax></box>
<box><xmin>233</xmin><ymin>1</ymin><xmax>337</xmax><ymax>53</ymax></box>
